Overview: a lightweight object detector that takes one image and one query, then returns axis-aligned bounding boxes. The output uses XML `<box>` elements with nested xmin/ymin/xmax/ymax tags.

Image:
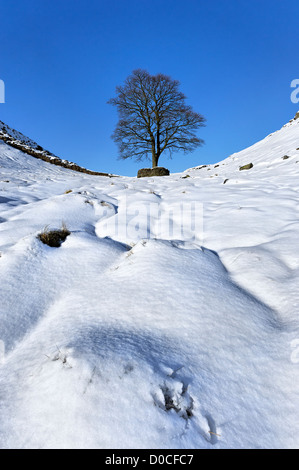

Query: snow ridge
<box><xmin>0</xmin><ymin>120</ymin><xmax>114</xmax><ymax>177</ymax></box>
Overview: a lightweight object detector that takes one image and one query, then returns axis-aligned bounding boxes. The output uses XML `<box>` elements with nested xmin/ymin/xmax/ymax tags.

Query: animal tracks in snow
<box><xmin>152</xmin><ymin>365</ymin><xmax>220</xmax><ymax>445</ymax></box>
<box><xmin>153</xmin><ymin>373</ymin><xmax>194</xmax><ymax>420</ymax></box>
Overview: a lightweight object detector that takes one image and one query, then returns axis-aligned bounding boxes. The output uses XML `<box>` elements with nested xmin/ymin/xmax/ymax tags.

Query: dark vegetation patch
<box><xmin>38</xmin><ymin>225</ymin><xmax>71</xmax><ymax>247</ymax></box>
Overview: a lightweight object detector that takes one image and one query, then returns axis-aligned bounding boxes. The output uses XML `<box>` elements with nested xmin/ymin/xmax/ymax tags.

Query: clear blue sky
<box><xmin>0</xmin><ymin>0</ymin><xmax>298</xmax><ymax>176</ymax></box>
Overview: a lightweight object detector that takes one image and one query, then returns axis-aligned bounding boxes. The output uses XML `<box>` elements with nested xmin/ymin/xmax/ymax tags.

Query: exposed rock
<box><xmin>239</xmin><ymin>163</ymin><xmax>253</xmax><ymax>171</ymax></box>
<box><xmin>282</xmin><ymin>155</ymin><xmax>290</xmax><ymax>160</ymax></box>
<box><xmin>137</xmin><ymin>167</ymin><xmax>170</xmax><ymax>178</ymax></box>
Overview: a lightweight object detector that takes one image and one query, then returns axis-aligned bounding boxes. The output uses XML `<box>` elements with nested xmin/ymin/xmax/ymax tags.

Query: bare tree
<box><xmin>108</xmin><ymin>69</ymin><xmax>206</xmax><ymax>168</ymax></box>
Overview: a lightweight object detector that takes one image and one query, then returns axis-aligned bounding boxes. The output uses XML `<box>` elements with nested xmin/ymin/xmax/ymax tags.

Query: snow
<box><xmin>0</xmin><ymin>114</ymin><xmax>299</xmax><ymax>449</ymax></box>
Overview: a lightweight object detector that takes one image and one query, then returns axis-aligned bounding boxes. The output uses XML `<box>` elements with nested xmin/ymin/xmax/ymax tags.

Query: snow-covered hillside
<box><xmin>0</xmin><ymin>120</ymin><xmax>112</xmax><ymax>176</ymax></box>
<box><xmin>0</xmin><ymin>113</ymin><xmax>299</xmax><ymax>449</ymax></box>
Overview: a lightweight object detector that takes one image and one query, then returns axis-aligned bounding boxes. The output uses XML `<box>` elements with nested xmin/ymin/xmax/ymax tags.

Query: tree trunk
<box><xmin>152</xmin><ymin>152</ymin><xmax>159</xmax><ymax>168</ymax></box>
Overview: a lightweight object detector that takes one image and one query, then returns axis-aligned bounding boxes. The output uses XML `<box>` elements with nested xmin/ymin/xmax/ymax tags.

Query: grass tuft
<box><xmin>38</xmin><ymin>223</ymin><xmax>70</xmax><ymax>248</ymax></box>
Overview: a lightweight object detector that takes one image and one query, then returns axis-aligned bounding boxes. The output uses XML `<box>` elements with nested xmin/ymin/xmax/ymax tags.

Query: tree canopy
<box><xmin>108</xmin><ymin>69</ymin><xmax>205</xmax><ymax>168</ymax></box>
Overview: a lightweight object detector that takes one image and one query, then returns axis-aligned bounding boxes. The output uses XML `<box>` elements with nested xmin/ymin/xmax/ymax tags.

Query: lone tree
<box><xmin>108</xmin><ymin>69</ymin><xmax>205</xmax><ymax>168</ymax></box>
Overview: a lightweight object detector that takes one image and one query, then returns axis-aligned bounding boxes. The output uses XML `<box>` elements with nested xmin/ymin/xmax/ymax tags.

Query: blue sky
<box><xmin>0</xmin><ymin>0</ymin><xmax>298</xmax><ymax>176</ymax></box>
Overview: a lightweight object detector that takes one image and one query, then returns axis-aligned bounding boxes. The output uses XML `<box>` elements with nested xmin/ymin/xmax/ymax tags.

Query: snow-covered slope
<box><xmin>0</xmin><ymin>114</ymin><xmax>299</xmax><ymax>449</ymax></box>
<box><xmin>0</xmin><ymin>120</ymin><xmax>113</xmax><ymax>176</ymax></box>
<box><xmin>187</xmin><ymin>111</ymin><xmax>299</xmax><ymax>179</ymax></box>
